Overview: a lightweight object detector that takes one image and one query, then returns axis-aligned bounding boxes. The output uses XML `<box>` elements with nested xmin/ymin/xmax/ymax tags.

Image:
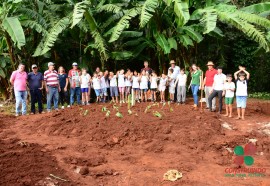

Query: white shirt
<box><xmin>105</xmin><ymin>78</ymin><xmax>110</xmax><ymax>88</ymax></box>
<box><xmin>118</xmin><ymin>74</ymin><xmax>125</xmax><ymax>87</ymax></box>
<box><xmin>159</xmin><ymin>77</ymin><xmax>167</xmax><ymax>88</ymax></box>
<box><xmin>132</xmin><ymin>76</ymin><xmax>139</xmax><ymax>88</ymax></box>
<box><xmin>125</xmin><ymin>75</ymin><xmax>132</xmax><ymax>86</ymax></box>
<box><xmin>110</xmin><ymin>75</ymin><xmax>117</xmax><ymax>87</ymax></box>
<box><xmin>168</xmin><ymin>74</ymin><xmax>175</xmax><ymax>87</ymax></box>
<box><xmin>80</xmin><ymin>74</ymin><xmax>90</xmax><ymax>88</ymax></box>
<box><xmin>92</xmin><ymin>77</ymin><xmax>101</xmax><ymax>89</ymax></box>
<box><xmin>168</xmin><ymin>66</ymin><xmax>180</xmax><ymax>79</ymax></box>
<box><xmin>100</xmin><ymin>76</ymin><xmax>107</xmax><ymax>89</ymax></box>
<box><xmin>150</xmin><ymin>76</ymin><xmax>158</xmax><ymax>89</ymax></box>
<box><xmin>213</xmin><ymin>73</ymin><xmax>226</xmax><ymax>91</ymax></box>
<box><xmin>236</xmin><ymin>80</ymin><xmax>248</xmax><ymax>96</ymax></box>
<box><xmin>176</xmin><ymin>74</ymin><xmax>187</xmax><ymax>86</ymax></box>
<box><xmin>140</xmin><ymin>75</ymin><xmax>148</xmax><ymax>89</ymax></box>
<box><xmin>224</xmin><ymin>82</ymin><xmax>235</xmax><ymax>98</ymax></box>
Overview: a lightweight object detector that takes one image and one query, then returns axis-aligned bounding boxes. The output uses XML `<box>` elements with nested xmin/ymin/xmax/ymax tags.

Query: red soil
<box><xmin>0</xmin><ymin>98</ymin><xmax>269</xmax><ymax>185</ymax></box>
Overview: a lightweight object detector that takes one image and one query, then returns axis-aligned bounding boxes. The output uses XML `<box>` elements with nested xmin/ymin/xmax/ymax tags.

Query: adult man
<box><xmin>203</xmin><ymin>61</ymin><xmax>218</xmax><ymax>110</ymax></box>
<box><xmin>208</xmin><ymin>66</ymin><xmax>226</xmax><ymax>114</ymax></box>
<box><xmin>44</xmin><ymin>62</ymin><xmax>60</xmax><ymax>112</ymax></box>
<box><xmin>10</xmin><ymin>64</ymin><xmax>28</xmax><ymax>116</ymax></box>
<box><xmin>68</xmin><ymin>62</ymin><xmax>81</xmax><ymax>105</ymax></box>
<box><xmin>141</xmin><ymin>61</ymin><xmax>152</xmax><ymax>74</ymax></box>
<box><xmin>28</xmin><ymin>64</ymin><xmax>44</xmax><ymax>114</ymax></box>
<box><xmin>168</xmin><ymin>60</ymin><xmax>180</xmax><ymax>101</ymax></box>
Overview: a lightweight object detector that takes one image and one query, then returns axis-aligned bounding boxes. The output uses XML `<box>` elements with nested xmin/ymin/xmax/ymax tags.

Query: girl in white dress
<box><xmin>125</xmin><ymin>69</ymin><xmax>132</xmax><ymax>102</ymax></box>
<box><xmin>132</xmin><ymin>71</ymin><xmax>140</xmax><ymax>102</ymax></box>
<box><xmin>150</xmin><ymin>71</ymin><xmax>158</xmax><ymax>102</ymax></box>
<box><xmin>159</xmin><ymin>73</ymin><xmax>167</xmax><ymax>103</ymax></box>
<box><xmin>117</xmin><ymin>69</ymin><xmax>125</xmax><ymax>103</ymax></box>
<box><xmin>139</xmin><ymin>70</ymin><xmax>149</xmax><ymax>102</ymax></box>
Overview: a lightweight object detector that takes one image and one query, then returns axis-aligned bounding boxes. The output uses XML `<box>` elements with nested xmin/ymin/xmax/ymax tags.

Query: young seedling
<box><xmin>106</xmin><ymin>110</ymin><xmax>111</xmax><ymax>117</ymax></box>
<box><xmin>113</xmin><ymin>104</ymin><xmax>119</xmax><ymax>111</ymax></box>
<box><xmin>116</xmin><ymin>111</ymin><xmax>123</xmax><ymax>118</ymax></box>
<box><xmin>128</xmin><ymin>94</ymin><xmax>132</xmax><ymax>110</ymax></box>
<box><xmin>144</xmin><ymin>105</ymin><xmax>152</xmax><ymax>113</ymax></box>
<box><xmin>170</xmin><ymin>107</ymin><xmax>174</xmax><ymax>112</ymax></box>
<box><xmin>83</xmin><ymin>109</ymin><xmax>89</xmax><ymax>116</ymax></box>
<box><xmin>102</xmin><ymin>106</ymin><xmax>107</xmax><ymax>112</ymax></box>
<box><xmin>153</xmin><ymin>111</ymin><xmax>162</xmax><ymax>118</ymax></box>
<box><xmin>161</xmin><ymin>102</ymin><xmax>166</xmax><ymax>109</ymax></box>
<box><xmin>128</xmin><ymin>109</ymin><xmax>132</xmax><ymax>115</ymax></box>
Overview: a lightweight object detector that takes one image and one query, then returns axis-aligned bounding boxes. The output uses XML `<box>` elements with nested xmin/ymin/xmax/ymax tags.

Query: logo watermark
<box><xmin>224</xmin><ymin>143</ymin><xmax>267</xmax><ymax>178</ymax></box>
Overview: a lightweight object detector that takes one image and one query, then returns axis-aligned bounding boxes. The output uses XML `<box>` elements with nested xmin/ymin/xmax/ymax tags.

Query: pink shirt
<box><xmin>10</xmin><ymin>70</ymin><xmax>28</xmax><ymax>91</ymax></box>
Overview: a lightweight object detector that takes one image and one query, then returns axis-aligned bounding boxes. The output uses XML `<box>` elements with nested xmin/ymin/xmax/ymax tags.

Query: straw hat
<box><xmin>170</xmin><ymin>60</ymin><xmax>176</xmax><ymax>64</ymax></box>
<box><xmin>206</xmin><ymin>61</ymin><xmax>214</xmax><ymax>66</ymax></box>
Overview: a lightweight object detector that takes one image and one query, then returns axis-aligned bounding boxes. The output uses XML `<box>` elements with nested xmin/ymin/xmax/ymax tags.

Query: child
<box><xmin>92</xmin><ymin>72</ymin><xmax>101</xmax><ymax>103</ymax></box>
<box><xmin>150</xmin><ymin>71</ymin><xmax>158</xmax><ymax>102</ymax></box>
<box><xmin>159</xmin><ymin>73</ymin><xmax>167</xmax><ymax>103</ymax></box>
<box><xmin>109</xmin><ymin>72</ymin><xmax>119</xmax><ymax>103</ymax></box>
<box><xmin>234</xmin><ymin>66</ymin><xmax>250</xmax><ymax>120</ymax></box>
<box><xmin>58</xmin><ymin>66</ymin><xmax>70</xmax><ymax>109</ymax></box>
<box><xmin>100</xmin><ymin>72</ymin><xmax>107</xmax><ymax>103</ymax></box>
<box><xmin>139</xmin><ymin>70</ymin><xmax>149</xmax><ymax>102</ymax></box>
<box><xmin>168</xmin><ymin>69</ymin><xmax>175</xmax><ymax>102</ymax></box>
<box><xmin>132</xmin><ymin>71</ymin><xmax>140</xmax><ymax>103</ymax></box>
<box><xmin>175</xmin><ymin>69</ymin><xmax>187</xmax><ymax>104</ymax></box>
<box><xmin>125</xmin><ymin>69</ymin><xmax>132</xmax><ymax>102</ymax></box>
<box><xmin>224</xmin><ymin>74</ymin><xmax>235</xmax><ymax>117</ymax></box>
<box><xmin>117</xmin><ymin>69</ymin><xmax>125</xmax><ymax>103</ymax></box>
<box><xmin>80</xmin><ymin>68</ymin><xmax>91</xmax><ymax>105</ymax></box>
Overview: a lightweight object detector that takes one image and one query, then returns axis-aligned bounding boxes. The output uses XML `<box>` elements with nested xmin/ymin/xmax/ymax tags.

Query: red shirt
<box><xmin>205</xmin><ymin>69</ymin><xmax>217</xmax><ymax>86</ymax></box>
<box><xmin>44</xmin><ymin>70</ymin><xmax>59</xmax><ymax>86</ymax></box>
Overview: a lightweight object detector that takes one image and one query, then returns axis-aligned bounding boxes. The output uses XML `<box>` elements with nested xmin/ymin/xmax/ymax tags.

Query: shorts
<box><xmin>225</xmin><ymin>97</ymin><xmax>234</xmax><ymax>105</ymax></box>
<box><xmin>133</xmin><ymin>88</ymin><xmax>139</xmax><ymax>91</ymax></box>
<box><xmin>159</xmin><ymin>86</ymin><xmax>166</xmax><ymax>92</ymax></box>
<box><xmin>119</xmin><ymin>87</ymin><xmax>125</xmax><ymax>93</ymax></box>
<box><xmin>236</xmin><ymin>96</ymin><xmax>247</xmax><ymax>108</ymax></box>
<box><xmin>151</xmin><ymin>88</ymin><xmax>157</xmax><ymax>91</ymax></box>
<box><xmin>94</xmin><ymin>89</ymin><xmax>101</xmax><ymax>97</ymax></box>
<box><xmin>169</xmin><ymin>86</ymin><xmax>175</xmax><ymax>94</ymax></box>
<box><xmin>140</xmin><ymin>89</ymin><xmax>148</xmax><ymax>93</ymax></box>
<box><xmin>81</xmin><ymin>88</ymin><xmax>89</xmax><ymax>93</ymax></box>
<box><xmin>125</xmin><ymin>86</ymin><xmax>131</xmax><ymax>94</ymax></box>
<box><xmin>101</xmin><ymin>88</ymin><xmax>107</xmax><ymax>96</ymax></box>
<box><xmin>110</xmin><ymin>86</ymin><xmax>118</xmax><ymax>97</ymax></box>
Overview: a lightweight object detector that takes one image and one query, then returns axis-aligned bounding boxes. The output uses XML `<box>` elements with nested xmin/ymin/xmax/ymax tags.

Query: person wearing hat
<box><xmin>203</xmin><ymin>61</ymin><xmax>218</xmax><ymax>110</ymax></box>
<box><xmin>168</xmin><ymin>60</ymin><xmax>180</xmax><ymax>102</ymax></box>
<box><xmin>68</xmin><ymin>62</ymin><xmax>81</xmax><ymax>105</ymax></box>
<box><xmin>208</xmin><ymin>66</ymin><xmax>226</xmax><ymax>114</ymax></box>
<box><xmin>10</xmin><ymin>63</ymin><xmax>28</xmax><ymax>116</ymax></box>
<box><xmin>28</xmin><ymin>64</ymin><xmax>44</xmax><ymax>114</ymax></box>
<box><xmin>44</xmin><ymin>62</ymin><xmax>60</xmax><ymax>112</ymax></box>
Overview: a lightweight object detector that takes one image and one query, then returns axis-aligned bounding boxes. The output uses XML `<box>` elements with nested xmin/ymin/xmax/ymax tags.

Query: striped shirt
<box><xmin>44</xmin><ymin>70</ymin><xmax>59</xmax><ymax>86</ymax></box>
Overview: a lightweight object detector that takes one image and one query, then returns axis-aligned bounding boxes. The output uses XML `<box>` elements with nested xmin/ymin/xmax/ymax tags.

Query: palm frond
<box><xmin>174</xmin><ymin>0</ymin><xmax>190</xmax><ymax>27</ymax></box>
<box><xmin>120</xmin><ymin>31</ymin><xmax>143</xmax><ymax>38</ymax></box>
<box><xmin>18</xmin><ymin>8</ymin><xmax>48</xmax><ymax>29</ymax></box>
<box><xmin>237</xmin><ymin>11</ymin><xmax>270</xmax><ymax>29</ymax></box>
<box><xmin>33</xmin><ymin>16</ymin><xmax>70</xmax><ymax>56</ymax></box>
<box><xmin>97</xmin><ymin>4</ymin><xmax>122</xmax><ymax>13</ymax></box>
<box><xmin>70</xmin><ymin>0</ymin><xmax>91</xmax><ymax>28</ymax></box>
<box><xmin>240</xmin><ymin>2</ymin><xmax>270</xmax><ymax>15</ymax></box>
<box><xmin>21</xmin><ymin>20</ymin><xmax>48</xmax><ymax>35</ymax></box>
<box><xmin>179</xmin><ymin>34</ymin><xmax>193</xmax><ymax>48</ymax></box>
<box><xmin>200</xmin><ymin>9</ymin><xmax>217</xmax><ymax>34</ymax></box>
<box><xmin>109</xmin><ymin>7</ymin><xmax>141</xmax><ymax>42</ymax></box>
<box><xmin>139</xmin><ymin>0</ymin><xmax>159</xmax><ymax>28</ymax></box>
<box><xmin>217</xmin><ymin>11</ymin><xmax>269</xmax><ymax>52</ymax></box>
<box><xmin>101</xmin><ymin>12</ymin><xmax>124</xmax><ymax>29</ymax></box>
<box><xmin>182</xmin><ymin>26</ymin><xmax>203</xmax><ymax>43</ymax></box>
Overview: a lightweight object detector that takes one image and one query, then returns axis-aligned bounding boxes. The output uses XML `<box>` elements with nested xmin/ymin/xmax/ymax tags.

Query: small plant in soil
<box><xmin>102</xmin><ymin>106</ymin><xmax>107</xmax><ymax>112</ymax></box>
<box><xmin>116</xmin><ymin>111</ymin><xmax>123</xmax><ymax>118</ymax></box>
<box><xmin>144</xmin><ymin>105</ymin><xmax>152</xmax><ymax>113</ymax></box>
<box><xmin>170</xmin><ymin>107</ymin><xmax>174</xmax><ymax>112</ymax></box>
<box><xmin>153</xmin><ymin>111</ymin><xmax>162</xmax><ymax>118</ymax></box>
<box><xmin>128</xmin><ymin>109</ymin><xmax>132</xmax><ymax>115</ymax></box>
<box><xmin>106</xmin><ymin>110</ymin><xmax>110</xmax><ymax>117</ymax></box>
<box><xmin>83</xmin><ymin>110</ymin><xmax>89</xmax><ymax>116</ymax></box>
<box><xmin>162</xmin><ymin>102</ymin><xmax>166</xmax><ymax>109</ymax></box>
<box><xmin>113</xmin><ymin>104</ymin><xmax>119</xmax><ymax>111</ymax></box>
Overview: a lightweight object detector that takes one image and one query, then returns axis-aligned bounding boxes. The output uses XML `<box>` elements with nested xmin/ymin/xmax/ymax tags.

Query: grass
<box><xmin>249</xmin><ymin>92</ymin><xmax>270</xmax><ymax>100</ymax></box>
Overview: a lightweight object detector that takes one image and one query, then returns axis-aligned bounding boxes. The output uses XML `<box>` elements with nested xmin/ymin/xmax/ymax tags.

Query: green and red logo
<box><xmin>234</xmin><ymin>143</ymin><xmax>256</xmax><ymax>166</ymax></box>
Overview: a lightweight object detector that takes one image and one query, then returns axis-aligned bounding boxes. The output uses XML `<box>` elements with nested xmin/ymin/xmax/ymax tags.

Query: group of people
<box><xmin>10</xmin><ymin>60</ymin><xmax>249</xmax><ymax>120</ymax></box>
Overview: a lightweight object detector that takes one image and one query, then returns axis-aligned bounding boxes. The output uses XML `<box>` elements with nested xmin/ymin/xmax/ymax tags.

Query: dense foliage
<box><xmin>0</xmin><ymin>0</ymin><xmax>270</xmax><ymax>99</ymax></box>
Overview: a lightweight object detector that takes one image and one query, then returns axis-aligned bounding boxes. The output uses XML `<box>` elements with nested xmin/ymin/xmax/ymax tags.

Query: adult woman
<box><xmin>189</xmin><ymin>64</ymin><xmax>202</xmax><ymax>110</ymax></box>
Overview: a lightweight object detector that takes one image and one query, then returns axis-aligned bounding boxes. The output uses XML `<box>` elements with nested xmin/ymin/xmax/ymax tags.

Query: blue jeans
<box><xmin>191</xmin><ymin>84</ymin><xmax>199</xmax><ymax>106</ymax></box>
<box><xmin>47</xmin><ymin>86</ymin><xmax>59</xmax><ymax>111</ymax></box>
<box><xmin>14</xmin><ymin>90</ymin><xmax>27</xmax><ymax>115</ymax></box>
<box><xmin>70</xmin><ymin>87</ymin><xmax>81</xmax><ymax>105</ymax></box>
<box><xmin>30</xmin><ymin>89</ymin><xmax>43</xmax><ymax>113</ymax></box>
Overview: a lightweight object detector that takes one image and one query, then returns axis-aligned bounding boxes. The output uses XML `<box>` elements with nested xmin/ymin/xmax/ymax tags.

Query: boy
<box><xmin>168</xmin><ymin>69</ymin><xmax>175</xmax><ymax>102</ymax></box>
<box><xmin>174</xmin><ymin>69</ymin><xmax>187</xmax><ymax>104</ymax></box>
<box><xmin>80</xmin><ymin>68</ymin><xmax>91</xmax><ymax>105</ymax></box>
<box><xmin>234</xmin><ymin>66</ymin><xmax>250</xmax><ymax>120</ymax></box>
<box><xmin>92</xmin><ymin>72</ymin><xmax>101</xmax><ymax>103</ymax></box>
<box><xmin>224</xmin><ymin>74</ymin><xmax>235</xmax><ymax>117</ymax></box>
<box><xmin>109</xmin><ymin>72</ymin><xmax>119</xmax><ymax>103</ymax></box>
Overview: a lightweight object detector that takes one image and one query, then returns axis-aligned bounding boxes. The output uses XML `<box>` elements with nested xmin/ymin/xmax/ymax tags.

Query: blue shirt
<box><xmin>58</xmin><ymin>73</ymin><xmax>68</xmax><ymax>88</ymax></box>
<box><xmin>28</xmin><ymin>72</ymin><xmax>43</xmax><ymax>90</ymax></box>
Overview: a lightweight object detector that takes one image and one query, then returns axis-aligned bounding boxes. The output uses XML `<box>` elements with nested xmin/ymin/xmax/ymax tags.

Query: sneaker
<box><xmin>40</xmin><ymin>111</ymin><xmax>45</xmax><ymax>114</ymax></box>
<box><xmin>47</xmin><ymin>110</ymin><xmax>51</xmax><ymax>113</ymax></box>
<box><xmin>67</xmin><ymin>105</ymin><xmax>70</xmax><ymax>108</ymax></box>
<box><xmin>61</xmin><ymin>106</ymin><xmax>65</xmax><ymax>109</ymax></box>
<box><xmin>15</xmin><ymin>113</ymin><xmax>19</xmax><ymax>117</ymax></box>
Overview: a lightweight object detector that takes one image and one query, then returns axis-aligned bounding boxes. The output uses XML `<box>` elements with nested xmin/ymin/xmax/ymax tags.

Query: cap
<box><xmin>48</xmin><ymin>62</ymin><xmax>54</xmax><ymax>67</ymax></box>
<box><xmin>72</xmin><ymin>62</ymin><xmax>78</xmax><ymax>66</ymax></box>
<box><xmin>32</xmin><ymin>64</ymin><xmax>37</xmax><ymax>69</ymax></box>
<box><xmin>206</xmin><ymin>61</ymin><xmax>214</xmax><ymax>66</ymax></box>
